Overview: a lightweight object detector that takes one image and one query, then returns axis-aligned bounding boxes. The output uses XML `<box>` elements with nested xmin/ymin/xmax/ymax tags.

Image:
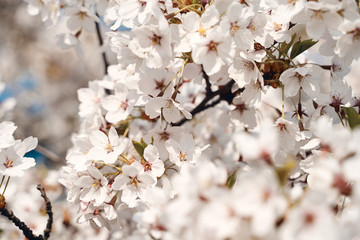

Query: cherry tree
<box><xmin>2</xmin><ymin>0</ymin><xmax>360</xmax><ymax>239</ymax></box>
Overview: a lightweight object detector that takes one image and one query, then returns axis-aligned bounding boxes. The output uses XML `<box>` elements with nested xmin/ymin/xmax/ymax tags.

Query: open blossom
<box><xmin>0</xmin><ymin>137</ymin><xmax>38</xmax><ymax>177</ymax></box>
<box><xmin>138</xmin><ymin>68</ymin><xmax>175</xmax><ymax>98</ymax></box>
<box><xmin>78</xmin><ymin>81</ymin><xmax>105</xmax><ymax>118</ymax></box>
<box><xmin>128</xmin><ymin>23</ymin><xmax>172</xmax><ymax>69</ymax></box>
<box><xmin>102</xmin><ymin>83</ymin><xmax>138</xmax><ymax>123</ymax></box>
<box><xmin>112</xmin><ymin>161</ymin><xmax>156</xmax><ymax>207</ymax></box>
<box><xmin>335</xmin><ymin>19</ymin><xmax>360</xmax><ymax>65</ymax></box>
<box><xmin>229</xmin><ymin>53</ymin><xmax>263</xmax><ymax>88</ymax></box>
<box><xmin>191</xmin><ymin>26</ymin><xmax>234</xmax><ymax>75</ymax></box>
<box><xmin>145</xmin><ymin>97</ymin><xmax>192</xmax><ymax>123</ymax></box>
<box><xmin>165</xmin><ymin>133</ymin><xmax>204</xmax><ymax>168</ymax></box>
<box><xmin>66</xmin><ymin>6</ymin><xmax>99</xmax><ymax>32</ymax></box>
<box><xmin>142</xmin><ymin>145</ymin><xmax>164</xmax><ymax>177</ymax></box>
<box><xmin>77</xmin><ymin>166</ymin><xmax>110</xmax><ymax>206</ymax></box>
<box><xmin>0</xmin><ymin>121</ymin><xmax>16</xmax><ymax>149</ymax></box>
<box><xmin>87</xmin><ymin>127</ymin><xmax>125</xmax><ymax>164</ymax></box>
<box><xmin>279</xmin><ymin>65</ymin><xmax>322</xmax><ymax>99</ymax></box>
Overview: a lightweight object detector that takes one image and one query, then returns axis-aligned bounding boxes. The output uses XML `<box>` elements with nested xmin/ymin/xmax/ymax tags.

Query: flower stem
<box><xmin>93</xmin><ymin>161</ymin><xmax>122</xmax><ymax>172</ymax></box>
<box><xmin>281</xmin><ymin>85</ymin><xmax>285</xmax><ymax>119</ymax></box>
<box><xmin>0</xmin><ymin>176</ymin><xmax>5</xmax><ymax>190</ymax></box>
<box><xmin>2</xmin><ymin>176</ymin><xmax>10</xmax><ymax>196</ymax></box>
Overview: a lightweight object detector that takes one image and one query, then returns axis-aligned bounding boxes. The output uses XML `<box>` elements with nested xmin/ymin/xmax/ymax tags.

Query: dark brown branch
<box><xmin>95</xmin><ymin>14</ymin><xmax>109</xmax><ymax>75</ymax></box>
<box><xmin>202</xmin><ymin>66</ymin><xmax>212</xmax><ymax>95</ymax></box>
<box><xmin>0</xmin><ymin>184</ymin><xmax>53</xmax><ymax>240</ymax></box>
<box><xmin>0</xmin><ymin>206</ymin><xmax>40</xmax><ymax>239</ymax></box>
<box><xmin>37</xmin><ymin>184</ymin><xmax>53</xmax><ymax>240</ymax></box>
<box><xmin>172</xmin><ymin>79</ymin><xmax>240</xmax><ymax>126</ymax></box>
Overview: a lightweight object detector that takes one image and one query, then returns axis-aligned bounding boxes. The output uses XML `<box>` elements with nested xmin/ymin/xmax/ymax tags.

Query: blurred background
<box><xmin>0</xmin><ymin>1</ymin><xmax>118</xmax><ymax>238</ymax></box>
<box><xmin>0</xmin><ymin>0</ymin><xmax>115</xmax><ymax>166</ymax></box>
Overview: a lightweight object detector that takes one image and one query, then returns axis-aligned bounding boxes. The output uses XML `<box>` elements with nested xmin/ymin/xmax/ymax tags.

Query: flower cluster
<box><xmin>22</xmin><ymin>0</ymin><xmax>360</xmax><ymax>239</ymax></box>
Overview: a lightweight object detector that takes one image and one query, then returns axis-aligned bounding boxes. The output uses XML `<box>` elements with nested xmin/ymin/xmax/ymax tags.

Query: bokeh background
<box><xmin>0</xmin><ymin>0</ymin><xmax>115</xmax><ymax>165</ymax></box>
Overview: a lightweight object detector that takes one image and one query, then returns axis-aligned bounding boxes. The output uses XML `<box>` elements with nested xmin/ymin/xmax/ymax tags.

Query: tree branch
<box><xmin>172</xmin><ymin>79</ymin><xmax>241</xmax><ymax>126</ymax></box>
<box><xmin>0</xmin><ymin>184</ymin><xmax>53</xmax><ymax>240</ymax></box>
<box><xmin>95</xmin><ymin>14</ymin><xmax>109</xmax><ymax>75</ymax></box>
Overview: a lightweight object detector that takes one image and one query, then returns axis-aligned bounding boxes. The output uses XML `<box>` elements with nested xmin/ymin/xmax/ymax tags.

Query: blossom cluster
<box><xmin>22</xmin><ymin>0</ymin><xmax>360</xmax><ymax>239</ymax></box>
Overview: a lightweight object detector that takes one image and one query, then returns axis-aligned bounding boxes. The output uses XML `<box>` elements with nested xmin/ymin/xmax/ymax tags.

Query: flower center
<box><xmin>178</xmin><ymin>151</ymin><xmax>187</xmax><ymax>162</ymax></box>
<box><xmin>120</xmin><ymin>100</ymin><xmax>129</xmax><ymax>110</ymax></box>
<box><xmin>3</xmin><ymin>158</ymin><xmax>14</xmax><ymax>168</ymax></box>
<box><xmin>159</xmin><ymin>131</ymin><xmax>170</xmax><ymax>140</ymax></box>
<box><xmin>105</xmin><ymin>143</ymin><xmax>114</xmax><ymax>153</ymax></box>
<box><xmin>92</xmin><ymin>179</ymin><xmax>101</xmax><ymax>189</ymax></box>
<box><xmin>77</xmin><ymin>11</ymin><xmax>88</xmax><ymax>20</ymax></box>
<box><xmin>207</xmin><ymin>41</ymin><xmax>219</xmax><ymax>52</ymax></box>
<box><xmin>151</xmin><ymin>34</ymin><xmax>162</xmax><ymax>45</ymax></box>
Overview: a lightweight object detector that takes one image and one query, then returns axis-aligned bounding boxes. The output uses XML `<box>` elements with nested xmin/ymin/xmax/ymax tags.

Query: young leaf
<box><xmin>132</xmin><ymin>140</ymin><xmax>145</xmax><ymax>158</ymax></box>
<box><xmin>290</xmin><ymin>39</ymin><xmax>318</xmax><ymax>59</ymax></box>
<box><xmin>226</xmin><ymin>171</ymin><xmax>237</xmax><ymax>188</ymax></box>
<box><xmin>140</xmin><ymin>138</ymin><xmax>148</xmax><ymax>148</ymax></box>
<box><xmin>280</xmin><ymin>33</ymin><xmax>297</xmax><ymax>57</ymax></box>
<box><xmin>290</xmin><ymin>40</ymin><xmax>301</xmax><ymax>59</ymax></box>
<box><xmin>343</xmin><ymin>107</ymin><xmax>360</xmax><ymax>130</ymax></box>
<box><xmin>276</xmin><ymin>159</ymin><xmax>296</xmax><ymax>186</ymax></box>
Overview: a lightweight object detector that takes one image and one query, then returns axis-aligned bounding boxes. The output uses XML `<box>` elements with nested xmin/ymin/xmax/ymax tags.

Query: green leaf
<box><xmin>279</xmin><ymin>33</ymin><xmax>296</xmax><ymax>57</ymax></box>
<box><xmin>132</xmin><ymin>140</ymin><xmax>145</xmax><ymax>158</ymax></box>
<box><xmin>289</xmin><ymin>40</ymin><xmax>301</xmax><ymax>59</ymax></box>
<box><xmin>140</xmin><ymin>138</ymin><xmax>148</xmax><ymax>148</ymax></box>
<box><xmin>276</xmin><ymin>159</ymin><xmax>296</xmax><ymax>186</ymax></box>
<box><xmin>343</xmin><ymin>107</ymin><xmax>360</xmax><ymax>130</ymax></box>
<box><xmin>226</xmin><ymin>172</ymin><xmax>237</xmax><ymax>189</ymax></box>
<box><xmin>290</xmin><ymin>39</ymin><xmax>318</xmax><ymax>59</ymax></box>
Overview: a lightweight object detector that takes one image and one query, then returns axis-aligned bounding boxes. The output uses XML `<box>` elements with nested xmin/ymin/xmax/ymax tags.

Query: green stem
<box><xmin>0</xmin><ymin>176</ymin><xmax>5</xmax><ymax>190</ymax></box>
<box><xmin>336</xmin><ymin>111</ymin><xmax>345</xmax><ymax>126</ymax></box>
<box><xmin>281</xmin><ymin>85</ymin><xmax>285</xmax><ymax>119</ymax></box>
<box><xmin>173</xmin><ymin>59</ymin><xmax>188</xmax><ymax>99</ymax></box>
<box><xmin>290</xmin><ymin>97</ymin><xmax>303</xmax><ymax>130</ymax></box>
<box><xmin>2</xmin><ymin>177</ymin><xmax>10</xmax><ymax>196</ymax></box>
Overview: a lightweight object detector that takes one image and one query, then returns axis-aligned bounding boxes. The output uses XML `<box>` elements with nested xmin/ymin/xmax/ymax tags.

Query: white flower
<box><xmin>275</xmin><ymin>117</ymin><xmax>304</xmax><ymax>151</ymax></box>
<box><xmin>165</xmin><ymin>134</ymin><xmax>203</xmax><ymax>168</ymax></box>
<box><xmin>191</xmin><ymin>26</ymin><xmax>234</xmax><ymax>75</ymax></box>
<box><xmin>56</xmin><ymin>33</ymin><xmax>84</xmax><ymax>58</ymax></box>
<box><xmin>138</xmin><ymin>68</ymin><xmax>175</xmax><ymax>98</ymax></box>
<box><xmin>335</xmin><ymin>19</ymin><xmax>360</xmax><ymax>65</ymax></box>
<box><xmin>77</xmin><ymin>166</ymin><xmax>109</xmax><ymax>206</ymax></box>
<box><xmin>280</xmin><ymin>66</ymin><xmax>322</xmax><ymax>99</ymax></box>
<box><xmin>142</xmin><ymin>145</ymin><xmax>164</xmax><ymax>177</ymax></box>
<box><xmin>229</xmin><ymin>53</ymin><xmax>262</xmax><ymax>88</ymax></box>
<box><xmin>220</xmin><ymin>2</ymin><xmax>255</xmax><ymax>50</ymax></box>
<box><xmin>87</xmin><ymin>127</ymin><xmax>125</xmax><ymax>164</ymax></box>
<box><xmin>102</xmin><ymin>83</ymin><xmax>138</xmax><ymax>123</ymax></box>
<box><xmin>279</xmin><ymin>192</ymin><xmax>340</xmax><ymax>240</ymax></box>
<box><xmin>0</xmin><ymin>121</ymin><xmax>16</xmax><ymax>149</ymax></box>
<box><xmin>112</xmin><ymin>161</ymin><xmax>156</xmax><ymax>207</ymax></box>
<box><xmin>233</xmin><ymin>168</ymin><xmax>287</xmax><ymax>237</ymax></box>
<box><xmin>145</xmin><ymin>97</ymin><xmax>192</xmax><ymax>123</ymax></box>
<box><xmin>230</xmin><ymin>96</ymin><xmax>257</xmax><ymax>129</ymax></box>
<box><xmin>0</xmin><ymin>137</ymin><xmax>38</xmax><ymax>177</ymax></box>
<box><xmin>78</xmin><ymin>81</ymin><xmax>105</xmax><ymax>118</ymax></box>
<box><xmin>66</xmin><ymin>6</ymin><xmax>99</xmax><ymax>32</ymax></box>
<box><xmin>143</xmin><ymin>127</ymin><xmax>183</xmax><ymax>160</ymax></box>
<box><xmin>129</xmin><ymin>23</ymin><xmax>172</xmax><ymax>69</ymax></box>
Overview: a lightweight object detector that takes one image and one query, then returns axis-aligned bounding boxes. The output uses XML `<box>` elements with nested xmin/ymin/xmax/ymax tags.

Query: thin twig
<box><xmin>95</xmin><ymin>14</ymin><xmax>109</xmax><ymax>75</ymax></box>
<box><xmin>0</xmin><ymin>184</ymin><xmax>53</xmax><ymax>240</ymax></box>
<box><xmin>172</xmin><ymin>80</ymin><xmax>239</xmax><ymax>126</ymax></box>
<box><xmin>37</xmin><ymin>184</ymin><xmax>53</xmax><ymax>240</ymax></box>
<box><xmin>202</xmin><ymin>66</ymin><xmax>213</xmax><ymax>95</ymax></box>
